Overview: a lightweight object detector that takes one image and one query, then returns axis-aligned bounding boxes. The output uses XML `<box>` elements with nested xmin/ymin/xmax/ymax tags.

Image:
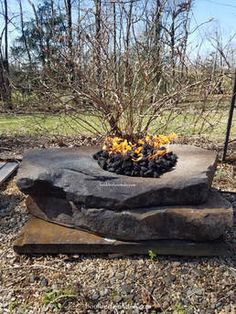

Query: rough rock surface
<box><xmin>17</xmin><ymin>145</ymin><xmax>217</xmax><ymax>209</ymax></box>
<box><xmin>26</xmin><ymin>190</ymin><xmax>233</xmax><ymax>241</ymax></box>
<box><xmin>13</xmin><ymin>217</ymin><xmax>231</xmax><ymax>256</ymax></box>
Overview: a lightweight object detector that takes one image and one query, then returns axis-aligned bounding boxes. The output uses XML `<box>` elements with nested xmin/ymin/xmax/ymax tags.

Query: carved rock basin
<box><xmin>17</xmin><ymin>145</ymin><xmax>217</xmax><ymax>209</ymax></box>
<box><xmin>16</xmin><ymin>144</ymin><xmax>233</xmax><ymax>242</ymax></box>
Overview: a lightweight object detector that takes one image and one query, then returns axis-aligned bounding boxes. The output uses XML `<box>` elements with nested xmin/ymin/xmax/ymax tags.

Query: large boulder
<box><xmin>17</xmin><ymin>145</ymin><xmax>217</xmax><ymax>209</ymax></box>
<box><xmin>26</xmin><ymin>190</ymin><xmax>233</xmax><ymax>241</ymax></box>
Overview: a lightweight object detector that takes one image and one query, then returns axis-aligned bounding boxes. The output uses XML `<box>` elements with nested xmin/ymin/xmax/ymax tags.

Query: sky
<box><xmin>2</xmin><ymin>0</ymin><xmax>236</xmax><ymax>54</ymax></box>
<box><xmin>194</xmin><ymin>0</ymin><xmax>236</xmax><ymax>29</ymax></box>
<box><xmin>187</xmin><ymin>0</ymin><xmax>236</xmax><ymax>55</ymax></box>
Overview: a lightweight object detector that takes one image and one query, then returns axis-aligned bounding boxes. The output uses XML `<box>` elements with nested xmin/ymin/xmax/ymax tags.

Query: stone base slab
<box><xmin>26</xmin><ymin>190</ymin><xmax>233</xmax><ymax>242</ymax></box>
<box><xmin>13</xmin><ymin>217</ymin><xmax>231</xmax><ymax>257</ymax></box>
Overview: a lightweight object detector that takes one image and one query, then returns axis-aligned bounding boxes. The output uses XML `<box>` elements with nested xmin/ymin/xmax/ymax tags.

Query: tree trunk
<box><xmin>19</xmin><ymin>0</ymin><xmax>32</xmax><ymax>64</ymax></box>
<box><xmin>180</xmin><ymin>0</ymin><xmax>192</xmax><ymax>78</ymax></box>
<box><xmin>170</xmin><ymin>11</ymin><xmax>175</xmax><ymax>82</ymax></box>
<box><xmin>95</xmin><ymin>0</ymin><xmax>102</xmax><ymax>96</ymax></box>
<box><xmin>154</xmin><ymin>0</ymin><xmax>162</xmax><ymax>84</ymax></box>
<box><xmin>76</xmin><ymin>0</ymin><xmax>82</xmax><ymax>89</ymax></box>
<box><xmin>125</xmin><ymin>0</ymin><xmax>133</xmax><ymax>87</ymax></box>
<box><xmin>113</xmin><ymin>1</ymin><xmax>117</xmax><ymax>88</ymax></box>
<box><xmin>65</xmin><ymin>0</ymin><xmax>73</xmax><ymax>59</ymax></box>
<box><xmin>27</xmin><ymin>0</ymin><xmax>46</xmax><ymax>67</ymax></box>
<box><xmin>0</xmin><ymin>0</ymin><xmax>12</xmax><ymax>110</ymax></box>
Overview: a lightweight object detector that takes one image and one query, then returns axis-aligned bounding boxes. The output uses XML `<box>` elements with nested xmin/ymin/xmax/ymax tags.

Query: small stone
<box><xmin>191</xmin><ymin>269</ymin><xmax>202</xmax><ymax>277</ymax></box>
<box><xmin>187</xmin><ymin>287</ymin><xmax>204</xmax><ymax>297</ymax></box>
<box><xmin>91</xmin><ymin>291</ymin><xmax>100</xmax><ymax>301</ymax></box>
<box><xmin>51</xmin><ymin>284</ymin><xmax>58</xmax><ymax>291</ymax></box>
<box><xmin>121</xmin><ymin>284</ymin><xmax>133</xmax><ymax>294</ymax></box>
<box><xmin>195</xmin><ymin>288</ymin><xmax>205</xmax><ymax>296</ymax></box>
<box><xmin>162</xmin><ymin>301</ymin><xmax>169</xmax><ymax>309</ymax></box>
<box><xmin>172</xmin><ymin>262</ymin><xmax>181</xmax><ymax>267</ymax></box>
<box><xmin>100</xmin><ymin>288</ymin><xmax>108</xmax><ymax>297</ymax></box>
<box><xmin>116</xmin><ymin>273</ymin><xmax>124</xmax><ymax>280</ymax></box>
<box><xmin>29</xmin><ymin>274</ymin><xmax>40</xmax><ymax>283</ymax></box>
<box><xmin>40</xmin><ymin>277</ymin><xmax>48</xmax><ymax>287</ymax></box>
<box><xmin>124</xmin><ymin>294</ymin><xmax>134</xmax><ymax>302</ymax></box>
<box><xmin>223</xmin><ymin>305</ymin><xmax>232</xmax><ymax>313</ymax></box>
<box><xmin>113</xmin><ymin>295</ymin><xmax>123</xmax><ymax>303</ymax></box>
<box><xmin>164</xmin><ymin>274</ymin><xmax>176</xmax><ymax>284</ymax></box>
<box><xmin>110</xmin><ymin>278</ymin><xmax>116</xmax><ymax>285</ymax></box>
<box><xmin>215</xmin><ymin>302</ymin><xmax>222</xmax><ymax>308</ymax></box>
<box><xmin>211</xmin><ymin>303</ymin><xmax>216</xmax><ymax>310</ymax></box>
<box><xmin>181</xmin><ymin>268</ymin><xmax>189</xmax><ymax>274</ymax></box>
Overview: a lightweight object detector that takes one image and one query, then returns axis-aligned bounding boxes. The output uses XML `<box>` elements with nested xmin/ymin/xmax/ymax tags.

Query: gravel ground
<box><xmin>0</xmin><ymin>136</ymin><xmax>236</xmax><ymax>313</ymax></box>
<box><xmin>0</xmin><ymin>177</ymin><xmax>235</xmax><ymax>314</ymax></box>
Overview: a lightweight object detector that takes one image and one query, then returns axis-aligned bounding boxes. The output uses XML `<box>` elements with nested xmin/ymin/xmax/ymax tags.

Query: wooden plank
<box><xmin>0</xmin><ymin>162</ymin><xmax>19</xmax><ymax>185</ymax></box>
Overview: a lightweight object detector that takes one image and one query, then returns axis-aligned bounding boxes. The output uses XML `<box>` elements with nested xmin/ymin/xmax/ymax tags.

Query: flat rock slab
<box><xmin>14</xmin><ymin>217</ymin><xmax>231</xmax><ymax>256</ymax></box>
<box><xmin>0</xmin><ymin>161</ymin><xmax>19</xmax><ymax>185</ymax></box>
<box><xmin>26</xmin><ymin>190</ymin><xmax>233</xmax><ymax>241</ymax></box>
<box><xmin>17</xmin><ymin>145</ymin><xmax>217</xmax><ymax>209</ymax></box>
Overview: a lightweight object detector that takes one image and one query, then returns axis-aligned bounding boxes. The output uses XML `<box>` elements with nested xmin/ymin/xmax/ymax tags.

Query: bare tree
<box><xmin>93</xmin><ymin>0</ymin><xmax>102</xmax><ymax>97</ymax></box>
<box><xmin>18</xmin><ymin>0</ymin><xmax>32</xmax><ymax>64</ymax></box>
<box><xmin>3</xmin><ymin>0</ymin><xmax>233</xmax><ymax>140</ymax></box>
<box><xmin>65</xmin><ymin>0</ymin><xmax>73</xmax><ymax>63</ymax></box>
<box><xmin>0</xmin><ymin>0</ymin><xmax>12</xmax><ymax>109</ymax></box>
<box><xmin>27</xmin><ymin>0</ymin><xmax>46</xmax><ymax>66</ymax></box>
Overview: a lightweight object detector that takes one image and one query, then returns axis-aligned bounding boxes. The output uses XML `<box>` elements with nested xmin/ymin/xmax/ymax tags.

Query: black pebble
<box><xmin>141</xmin><ymin>166</ymin><xmax>148</xmax><ymax>172</ymax></box>
<box><xmin>98</xmin><ymin>159</ymin><xmax>106</xmax><ymax>169</ymax></box>
<box><xmin>94</xmin><ymin>151</ymin><xmax>177</xmax><ymax>178</ymax></box>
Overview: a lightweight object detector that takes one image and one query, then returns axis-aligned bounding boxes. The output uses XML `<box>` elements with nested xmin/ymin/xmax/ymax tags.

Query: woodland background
<box><xmin>0</xmin><ymin>0</ymin><xmax>235</xmax><ymax>139</ymax></box>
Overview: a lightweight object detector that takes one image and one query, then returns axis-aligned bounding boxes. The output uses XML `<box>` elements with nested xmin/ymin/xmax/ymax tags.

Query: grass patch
<box><xmin>149</xmin><ymin>110</ymin><xmax>236</xmax><ymax>140</ymax></box>
<box><xmin>0</xmin><ymin>109</ymin><xmax>235</xmax><ymax>140</ymax></box>
<box><xmin>0</xmin><ymin>114</ymin><xmax>106</xmax><ymax>136</ymax></box>
<box><xmin>42</xmin><ymin>287</ymin><xmax>77</xmax><ymax>310</ymax></box>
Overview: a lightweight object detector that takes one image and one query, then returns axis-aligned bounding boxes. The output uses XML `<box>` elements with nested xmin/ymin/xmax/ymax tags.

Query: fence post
<box><xmin>222</xmin><ymin>70</ymin><xmax>236</xmax><ymax>161</ymax></box>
